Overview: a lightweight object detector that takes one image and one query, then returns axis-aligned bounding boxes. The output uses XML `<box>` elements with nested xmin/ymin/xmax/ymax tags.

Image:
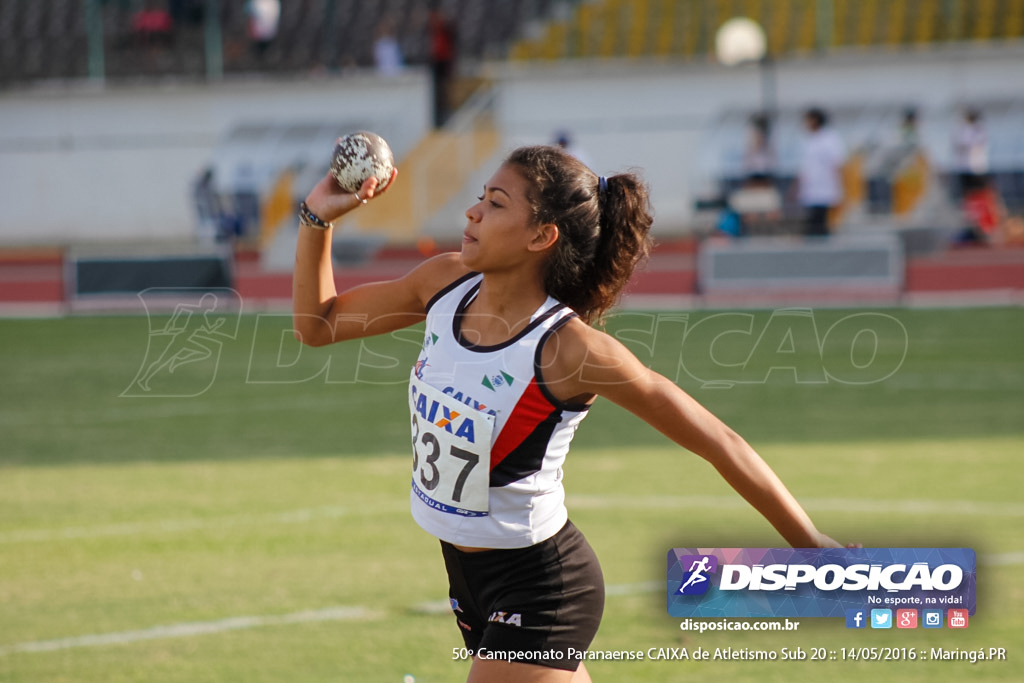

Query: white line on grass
<box><xmin>0</xmin><ymin>606</ymin><xmax>375</xmax><ymax>657</ymax></box>
<box><xmin>6</xmin><ymin>552</ymin><xmax>1023</xmax><ymax>660</ymax></box>
<box><xmin>3</xmin><ymin>580</ymin><xmax>665</xmax><ymax>657</ymax></box>
<box><xmin>411</xmin><ymin>580</ymin><xmax>665</xmax><ymax>614</ymax></box>
<box><xmin>0</xmin><ymin>504</ymin><xmax>406</xmax><ymax>544</ymax></box>
<box><xmin>604</xmin><ymin>580</ymin><xmax>665</xmax><ymax>596</ymax></box>
<box><xmin>986</xmin><ymin>552</ymin><xmax>1024</xmax><ymax>566</ymax></box>
<box><xmin>6</xmin><ymin>494</ymin><xmax>1022</xmax><ymax>546</ymax></box>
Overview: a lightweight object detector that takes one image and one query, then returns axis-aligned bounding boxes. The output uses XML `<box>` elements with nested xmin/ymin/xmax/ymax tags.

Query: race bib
<box><xmin>409</xmin><ymin>373</ymin><xmax>494</xmax><ymax>517</ymax></box>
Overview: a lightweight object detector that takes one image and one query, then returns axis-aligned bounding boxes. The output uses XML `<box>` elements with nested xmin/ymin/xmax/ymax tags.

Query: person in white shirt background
<box><xmin>246</xmin><ymin>0</ymin><xmax>280</xmax><ymax>60</ymax></box>
<box><xmin>373</xmin><ymin>15</ymin><xmax>404</xmax><ymax>77</ymax></box>
<box><xmin>797</xmin><ymin>107</ymin><xmax>847</xmax><ymax>236</ymax></box>
<box><xmin>952</xmin><ymin>108</ymin><xmax>989</xmax><ymax>196</ymax></box>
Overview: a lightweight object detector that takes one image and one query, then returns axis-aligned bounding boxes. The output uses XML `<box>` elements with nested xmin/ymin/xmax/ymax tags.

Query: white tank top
<box><xmin>408</xmin><ymin>273</ymin><xmax>590</xmax><ymax>548</ymax></box>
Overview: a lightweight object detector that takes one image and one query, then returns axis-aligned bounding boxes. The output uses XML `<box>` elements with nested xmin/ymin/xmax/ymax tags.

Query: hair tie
<box><xmin>598</xmin><ymin>176</ymin><xmax>608</xmax><ymax>195</ymax></box>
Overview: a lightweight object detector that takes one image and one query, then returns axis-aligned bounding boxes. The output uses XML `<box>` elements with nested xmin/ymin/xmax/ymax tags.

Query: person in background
<box><xmin>728</xmin><ymin>112</ymin><xmax>783</xmax><ymax>235</ymax></box>
<box><xmin>864</xmin><ymin>106</ymin><xmax>922</xmax><ymax>215</ymax></box>
<box><xmin>427</xmin><ymin>4</ymin><xmax>457</xmax><ymax>128</ymax></box>
<box><xmin>742</xmin><ymin>112</ymin><xmax>776</xmax><ymax>183</ymax></box>
<box><xmin>797</xmin><ymin>107</ymin><xmax>846</xmax><ymax>237</ymax></box>
<box><xmin>898</xmin><ymin>107</ymin><xmax>920</xmax><ymax>149</ymax></box>
<box><xmin>192</xmin><ymin>166</ymin><xmax>222</xmax><ymax>245</ymax></box>
<box><xmin>952</xmin><ymin>108</ymin><xmax>1000</xmax><ymax>244</ymax></box>
<box><xmin>247</xmin><ymin>0</ymin><xmax>280</xmax><ymax>61</ymax></box>
<box><xmin>373</xmin><ymin>15</ymin><xmax>404</xmax><ymax>76</ymax></box>
<box><xmin>553</xmin><ymin>129</ymin><xmax>592</xmax><ymax>168</ymax></box>
<box><xmin>952</xmin><ymin>108</ymin><xmax>989</xmax><ymax>197</ymax></box>
<box><xmin>131</xmin><ymin>1</ymin><xmax>174</xmax><ymax>48</ymax></box>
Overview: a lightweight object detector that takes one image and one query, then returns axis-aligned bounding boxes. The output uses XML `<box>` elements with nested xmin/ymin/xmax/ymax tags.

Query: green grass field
<box><xmin>1</xmin><ymin>306</ymin><xmax>1022</xmax><ymax>682</ymax></box>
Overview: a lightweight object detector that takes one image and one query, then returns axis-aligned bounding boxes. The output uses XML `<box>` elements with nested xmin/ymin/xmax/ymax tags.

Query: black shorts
<box><xmin>440</xmin><ymin>520</ymin><xmax>605</xmax><ymax>672</ymax></box>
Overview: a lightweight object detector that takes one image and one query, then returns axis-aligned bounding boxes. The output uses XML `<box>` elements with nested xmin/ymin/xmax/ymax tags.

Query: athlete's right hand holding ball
<box><xmin>304</xmin><ymin>166</ymin><xmax>398</xmax><ymax>228</ymax></box>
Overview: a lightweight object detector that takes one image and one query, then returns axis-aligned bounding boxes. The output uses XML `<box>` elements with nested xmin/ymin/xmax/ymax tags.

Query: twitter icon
<box><xmin>871</xmin><ymin>609</ymin><xmax>893</xmax><ymax>629</ymax></box>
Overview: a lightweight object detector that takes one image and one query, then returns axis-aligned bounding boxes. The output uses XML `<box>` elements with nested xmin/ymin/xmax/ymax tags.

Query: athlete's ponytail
<box><xmin>505</xmin><ymin>145</ymin><xmax>653</xmax><ymax>323</ymax></box>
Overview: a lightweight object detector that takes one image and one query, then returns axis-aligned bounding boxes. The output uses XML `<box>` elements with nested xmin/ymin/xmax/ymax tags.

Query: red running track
<box><xmin>1</xmin><ymin>241</ymin><xmax>1022</xmax><ymax>311</ymax></box>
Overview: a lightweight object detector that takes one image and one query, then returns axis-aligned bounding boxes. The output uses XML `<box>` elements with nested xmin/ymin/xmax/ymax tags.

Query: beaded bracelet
<box><xmin>298</xmin><ymin>201</ymin><xmax>332</xmax><ymax>230</ymax></box>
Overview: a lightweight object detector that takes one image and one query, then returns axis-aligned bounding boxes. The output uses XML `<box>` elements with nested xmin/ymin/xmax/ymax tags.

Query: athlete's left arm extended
<box><xmin>544</xmin><ymin>321</ymin><xmax>841</xmax><ymax>549</ymax></box>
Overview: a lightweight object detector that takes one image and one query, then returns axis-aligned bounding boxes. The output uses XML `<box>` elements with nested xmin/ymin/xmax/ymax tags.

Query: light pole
<box><xmin>714</xmin><ymin>17</ymin><xmax>773</xmax><ymax>122</ymax></box>
<box><xmin>204</xmin><ymin>0</ymin><xmax>224</xmax><ymax>80</ymax></box>
<box><xmin>85</xmin><ymin>0</ymin><xmax>105</xmax><ymax>82</ymax></box>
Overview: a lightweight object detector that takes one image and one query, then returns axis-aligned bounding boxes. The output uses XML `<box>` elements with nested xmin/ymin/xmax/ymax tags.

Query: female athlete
<box><xmin>293</xmin><ymin>145</ymin><xmax>843</xmax><ymax>682</ymax></box>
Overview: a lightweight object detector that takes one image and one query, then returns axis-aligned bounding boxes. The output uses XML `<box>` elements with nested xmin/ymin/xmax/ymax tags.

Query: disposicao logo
<box><xmin>667</xmin><ymin>548</ymin><xmax>976</xmax><ymax>619</ymax></box>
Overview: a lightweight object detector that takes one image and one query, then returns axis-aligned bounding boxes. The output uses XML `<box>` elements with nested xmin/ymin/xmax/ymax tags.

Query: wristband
<box><xmin>298</xmin><ymin>201</ymin><xmax>333</xmax><ymax>230</ymax></box>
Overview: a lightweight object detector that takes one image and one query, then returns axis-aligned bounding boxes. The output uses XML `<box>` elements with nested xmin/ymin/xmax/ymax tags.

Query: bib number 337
<box><xmin>409</xmin><ymin>376</ymin><xmax>493</xmax><ymax>517</ymax></box>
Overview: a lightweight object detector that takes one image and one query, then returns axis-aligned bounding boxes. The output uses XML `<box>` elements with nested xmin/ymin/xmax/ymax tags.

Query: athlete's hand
<box><xmin>813</xmin><ymin>532</ymin><xmax>862</xmax><ymax>549</ymax></box>
<box><xmin>305</xmin><ymin>167</ymin><xmax>399</xmax><ymax>225</ymax></box>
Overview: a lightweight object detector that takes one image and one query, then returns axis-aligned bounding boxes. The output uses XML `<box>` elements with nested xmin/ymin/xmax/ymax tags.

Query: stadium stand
<box><xmin>0</xmin><ymin>0</ymin><xmax>558</xmax><ymax>85</ymax></box>
<box><xmin>5</xmin><ymin>0</ymin><xmax>1024</xmax><ymax>85</ymax></box>
<box><xmin>2</xmin><ymin>2</ymin><xmax>1023</xmax><ymax>311</ymax></box>
<box><xmin>509</xmin><ymin>0</ymin><xmax>1024</xmax><ymax>62</ymax></box>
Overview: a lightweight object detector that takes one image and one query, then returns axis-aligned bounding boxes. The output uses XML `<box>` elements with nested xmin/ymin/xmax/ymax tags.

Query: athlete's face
<box><xmin>461</xmin><ymin>164</ymin><xmax>554</xmax><ymax>272</ymax></box>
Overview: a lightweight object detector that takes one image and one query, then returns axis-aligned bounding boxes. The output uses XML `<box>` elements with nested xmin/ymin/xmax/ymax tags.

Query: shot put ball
<box><xmin>330</xmin><ymin>131</ymin><xmax>394</xmax><ymax>194</ymax></box>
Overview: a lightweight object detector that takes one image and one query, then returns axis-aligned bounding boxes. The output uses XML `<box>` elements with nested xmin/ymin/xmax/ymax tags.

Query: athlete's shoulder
<box><xmin>543</xmin><ymin>316</ymin><xmax>631</xmax><ymax>375</ymax></box>
<box><xmin>550</xmin><ymin>315</ymin><xmax>620</xmax><ymax>354</ymax></box>
<box><xmin>543</xmin><ymin>315</ymin><xmax>650</xmax><ymax>397</ymax></box>
<box><xmin>406</xmin><ymin>252</ymin><xmax>473</xmax><ymax>309</ymax></box>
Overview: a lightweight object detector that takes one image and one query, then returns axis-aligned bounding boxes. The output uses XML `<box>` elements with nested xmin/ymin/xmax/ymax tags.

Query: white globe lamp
<box><xmin>715</xmin><ymin>17</ymin><xmax>767</xmax><ymax>66</ymax></box>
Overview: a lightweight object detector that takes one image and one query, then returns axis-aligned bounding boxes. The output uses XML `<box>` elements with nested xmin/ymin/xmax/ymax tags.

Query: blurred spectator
<box><xmin>192</xmin><ymin>167</ymin><xmax>224</xmax><ymax>245</ymax></box>
<box><xmin>797</xmin><ymin>107</ymin><xmax>846</xmax><ymax>236</ymax></box>
<box><xmin>227</xmin><ymin>162</ymin><xmax>260</xmax><ymax>241</ymax></box>
<box><xmin>899</xmin><ymin>107</ymin><xmax>920</xmax><ymax>148</ymax></box>
<box><xmin>952</xmin><ymin>109</ymin><xmax>1001</xmax><ymax>244</ymax></box>
<box><xmin>247</xmin><ymin>0</ymin><xmax>280</xmax><ymax>61</ymax></box>
<box><xmin>952</xmin><ymin>108</ymin><xmax>989</xmax><ymax>196</ymax></box>
<box><xmin>883</xmin><ymin>107</ymin><xmax>920</xmax><ymax>170</ymax></box>
<box><xmin>553</xmin><ymin>130</ymin><xmax>591</xmax><ymax>168</ymax></box>
<box><xmin>374</xmin><ymin>16</ymin><xmax>404</xmax><ymax>76</ymax></box>
<box><xmin>729</xmin><ymin>112</ymin><xmax>782</xmax><ymax>235</ymax></box>
<box><xmin>958</xmin><ymin>187</ymin><xmax>1004</xmax><ymax>244</ymax></box>
<box><xmin>742</xmin><ymin>113</ymin><xmax>776</xmax><ymax>183</ymax></box>
<box><xmin>428</xmin><ymin>4</ymin><xmax>457</xmax><ymax>128</ymax></box>
<box><xmin>866</xmin><ymin>107</ymin><xmax>922</xmax><ymax>214</ymax></box>
<box><xmin>132</xmin><ymin>2</ymin><xmax>174</xmax><ymax>48</ymax></box>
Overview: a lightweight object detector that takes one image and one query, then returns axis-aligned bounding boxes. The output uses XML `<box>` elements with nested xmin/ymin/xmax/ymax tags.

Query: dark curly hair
<box><xmin>504</xmin><ymin>145</ymin><xmax>654</xmax><ymax>324</ymax></box>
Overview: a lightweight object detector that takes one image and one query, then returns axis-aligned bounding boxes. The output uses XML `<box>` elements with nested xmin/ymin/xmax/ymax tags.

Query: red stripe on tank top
<box><xmin>490</xmin><ymin>378</ymin><xmax>556</xmax><ymax>471</ymax></box>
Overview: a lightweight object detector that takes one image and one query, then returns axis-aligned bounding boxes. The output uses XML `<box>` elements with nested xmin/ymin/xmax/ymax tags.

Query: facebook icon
<box><xmin>845</xmin><ymin>609</ymin><xmax>867</xmax><ymax>629</ymax></box>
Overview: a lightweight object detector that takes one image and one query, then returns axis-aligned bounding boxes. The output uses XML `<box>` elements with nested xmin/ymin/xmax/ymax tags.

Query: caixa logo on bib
<box><xmin>667</xmin><ymin>548</ymin><xmax>976</xmax><ymax>619</ymax></box>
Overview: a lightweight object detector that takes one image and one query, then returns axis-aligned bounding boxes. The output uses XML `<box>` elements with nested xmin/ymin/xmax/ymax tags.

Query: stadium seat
<box><xmin>4</xmin><ymin>2</ymin><xmax>1024</xmax><ymax>89</ymax></box>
